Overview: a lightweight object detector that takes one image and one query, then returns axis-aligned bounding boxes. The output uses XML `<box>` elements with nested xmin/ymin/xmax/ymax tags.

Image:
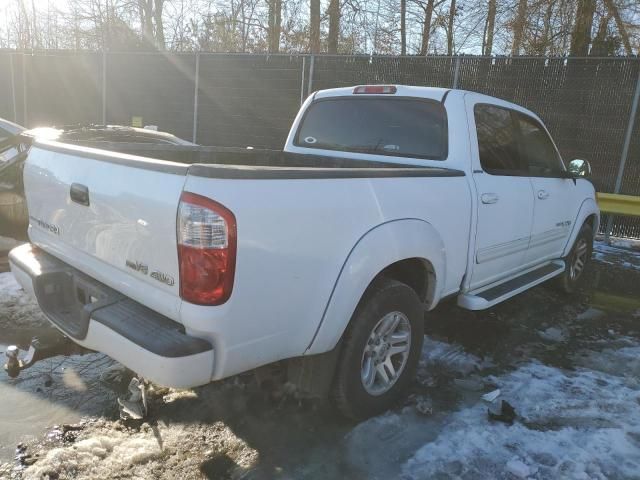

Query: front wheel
<box><xmin>556</xmin><ymin>223</ymin><xmax>593</xmax><ymax>294</ymax></box>
<box><xmin>331</xmin><ymin>277</ymin><xmax>424</xmax><ymax>420</ymax></box>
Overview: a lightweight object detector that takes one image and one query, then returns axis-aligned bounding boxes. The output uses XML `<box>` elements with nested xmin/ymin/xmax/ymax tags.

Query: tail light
<box><xmin>177</xmin><ymin>192</ymin><xmax>237</xmax><ymax>305</ymax></box>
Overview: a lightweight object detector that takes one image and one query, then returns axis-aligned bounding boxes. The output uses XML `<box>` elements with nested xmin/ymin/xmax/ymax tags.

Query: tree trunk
<box><xmin>328</xmin><ymin>0</ymin><xmax>340</xmax><ymax>54</ymax></box>
<box><xmin>420</xmin><ymin>0</ymin><xmax>435</xmax><ymax>55</ymax></box>
<box><xmin>400</xmin><ymin>0</ymin><xmax>407</xmax><ymax>55</ymax></box>
<box><xmin>447</xmin><ymin>0</ymin><xmax>456</xmax><ymax>55</ymax></box>
<box><xmin>570</xmin><ymin>0</ymin><xmax>595</xmax><ymax>56</ymax></box>
<box><xmin>602</xmin><ymin>0</ymin><xmax>633</xmax><ymax>55</ymax></box>
<box><xmin>485</xmin><ymin>0</ymin><xmax>497</xmax><ymax>55</ymax></box>
<box><xmin>154</xmin><ymin>0</ymin><xmax>165</xmax><ymax>50</ymax></box>
<box><xmin>139</xmin><ymin>0</ymin><xmax>154</xmax><ymax>45</ymax></box>
<box><xmin>310</xmin><ymin>0</ymin><xmax>320</xmax><ymax>53</ymax></box>
<box><xmin>540</xmin><ymin>0</ymin><xmax>553</xmax><ymax>54</ymax></box>
<box><xmin>590</xmin><ymin>14</ymin><xmax>610</xmax><ymax>56</ymax></box>
<box><xmin>267</xmin><ymin>0</ymin><xmax>282</xmax><ymax>53</ymax></box>
<box><xmin>511</xmin><ymin>0</ymin><xmax>527</xmax><ymax>55</ymax></box>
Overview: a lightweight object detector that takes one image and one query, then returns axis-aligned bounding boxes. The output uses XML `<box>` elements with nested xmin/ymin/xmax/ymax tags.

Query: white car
<box><xmin>8</xmin><ymin>86</ymin><xmax>598</xmax><ymax>419</ymax></box>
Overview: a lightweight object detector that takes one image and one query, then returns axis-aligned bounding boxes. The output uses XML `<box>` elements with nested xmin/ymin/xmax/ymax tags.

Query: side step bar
<box><xmin>457</xmin><ymin>260</ymin><xmax>565</xmax><ymax>311</ymax></box>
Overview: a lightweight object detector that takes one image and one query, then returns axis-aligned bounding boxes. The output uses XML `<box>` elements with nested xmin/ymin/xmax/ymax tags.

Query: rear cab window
<box><xmin>294</xmin><ymin>97</ymin><xmax>448</xmax><ymax>160</ymax></box>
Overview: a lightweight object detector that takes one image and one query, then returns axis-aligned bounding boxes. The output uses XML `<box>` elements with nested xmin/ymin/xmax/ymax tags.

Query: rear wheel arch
<box><xmin>375</xmin><ymin>257</ymin><xmax>435</xmax><ymax>306</ymax></box>
<box><xmin>305</xmin><ymin>219</ymin><xmax>446</xmax><ymax>355</ymax></box>
<box><xmin>584</xmin><ymin>213</ymin><xmax>598</xmax><ymax>235</ymax></box>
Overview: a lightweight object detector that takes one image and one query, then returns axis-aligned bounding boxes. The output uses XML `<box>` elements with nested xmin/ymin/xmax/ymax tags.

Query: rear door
<box><xmin>514</xmin><ymin>112</ymin><xmax>576</xmax><ymax>264</ymax></box>
<box><xmin>466</xmin><ymin>98</ymin><xmax>535</xmax><ymax>290</ymax></box>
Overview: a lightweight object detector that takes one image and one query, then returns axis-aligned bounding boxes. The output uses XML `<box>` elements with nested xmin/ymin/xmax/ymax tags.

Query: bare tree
<box><xmin>310</xmin><ymin>0</ymin><xmax>320</xmax><ymax>52</ymax></box>
<box><xmin>602</xmin><ymin>0</ymin><xmax>633</xmax><ymax>54</ymax></box>
<box><xmin>484</xmin><ymin>0</ymin><xmax>497</xmax><ymax>55</ymax></box>
<box><xmin>570</xmin><ymin>0</ymin><xmax>595</xmax><ymax>55</ymax></box>
<box><xmin>446</xmin><ymin>0</ymin><xmax>455</xmax><ymax>54</ymax></box>
<box><xmin>511</xmin><ymin>0</ymin><xmax>528</xmax><ymax>54</ymax></box>
<box><xmin>267</xmin><ymin>0</ymin><xmax>282</xmax><ymax>52</ymax></box>
<box><xmin>401</xmin><ymin>0</ymin><xmax>407</xmax><ymax>54</ymax></box>
<box><xmin>328</xmin><ymin>0</ymin><xmax>340</xmax><ymax>53</ymax></box>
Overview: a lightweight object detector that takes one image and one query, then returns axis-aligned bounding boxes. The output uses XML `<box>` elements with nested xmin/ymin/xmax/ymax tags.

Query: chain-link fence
<box><xmin>0</xmin><ymin>51</ymin><xmax>639</xmax><ymax>237</ymax></box>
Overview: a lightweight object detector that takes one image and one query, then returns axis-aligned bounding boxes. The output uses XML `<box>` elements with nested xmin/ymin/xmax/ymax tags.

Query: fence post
<box><xmin>9</xmin><ymin>54</ymin><xmax>17</xmax><ymax>122</ymax></box>
<box><xmin>101</xmin><ymin>50</ymin><xmax>107</xmax><ymax>125</ymax></box>
<box><xmin>605</xmin><ymin>64</ymin><xmax>640</xmax><ymax>242</ymax></box>
<box><xmin>452</xmin><ymin>56</ymin><xmax>461</xmax><ymax>89</ymax></box>
<box><xmin>307</xmin><ymin>54</ymin><xmax>315</xmax><ymax>96</ymax></box>
<box><xmin>300</xmin><ymin>56</ymin><xmax>306</xmax><ymax>106</ymax></box>
<box><xmin>192</xmin><ymin>52</ymin><xmax>200</xmax><ymax>144</ymax></box>
<box><xmin>22</xmin><ymin>53</ymin><xmax>28</xmax><ymax>126</ymax></box>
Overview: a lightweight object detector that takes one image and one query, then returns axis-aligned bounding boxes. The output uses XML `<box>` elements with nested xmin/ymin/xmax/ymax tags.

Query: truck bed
<box><xmin>38</xmin><ymin>140</ymin><xmax>465</xmax><ymax>178</ymax></box>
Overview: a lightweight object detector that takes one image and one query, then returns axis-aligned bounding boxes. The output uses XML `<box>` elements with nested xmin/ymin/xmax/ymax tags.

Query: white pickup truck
<box><xmin>8</xmin><ymin>86</ymin><xmax>598</xmax><ymax>419</ymax></box>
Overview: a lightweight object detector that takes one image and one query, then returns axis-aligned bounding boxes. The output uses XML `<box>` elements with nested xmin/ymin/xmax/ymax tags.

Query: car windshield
<box><xmin>294</xmin><ymin>97</ymin><xmax>448</xmax><ymax>160</ymax></box>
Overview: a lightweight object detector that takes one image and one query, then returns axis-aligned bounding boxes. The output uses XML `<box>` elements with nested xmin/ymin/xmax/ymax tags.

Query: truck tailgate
<box><xmin>23</xmin><ymin>141</ymin><xmax>187</xmax><ymax>319</ymax></box>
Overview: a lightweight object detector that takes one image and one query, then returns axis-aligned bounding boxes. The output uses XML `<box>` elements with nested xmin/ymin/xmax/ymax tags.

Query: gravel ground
<box><xmin>1</xmin><ymin>240</ymin><xmax>639</xmax><ymax>480</ymax></box>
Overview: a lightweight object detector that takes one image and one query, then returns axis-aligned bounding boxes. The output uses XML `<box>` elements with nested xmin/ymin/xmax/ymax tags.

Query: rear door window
<box><xmin>474</xmin><ymin>104</ymin><xmax>526</xmax><ymax>175</ymax></box>
<box><xmin>295</xmin><ymin>98</ymin><xmax>448</xmax><ymax>160</ymax></box>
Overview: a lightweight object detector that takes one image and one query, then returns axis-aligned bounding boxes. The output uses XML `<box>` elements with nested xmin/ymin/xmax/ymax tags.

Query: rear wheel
<box><xmin>556</xmin><ymin>223</ymin><xmax>593</xmax><ymax>293</ymax></box>
<box><xmin>332</xmin><ymin>277</ymin><xmax>424</xmax><ymax>420</ymax></box>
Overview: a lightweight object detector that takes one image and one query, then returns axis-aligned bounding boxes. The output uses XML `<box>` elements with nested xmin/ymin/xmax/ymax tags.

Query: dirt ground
<box><xmin>1</xmin><ymin>240</ymin><xmax>639</xmax><ymax>480</ymax></box>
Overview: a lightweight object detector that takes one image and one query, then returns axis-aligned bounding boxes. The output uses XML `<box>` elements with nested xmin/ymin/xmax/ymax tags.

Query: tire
<box><xmin>331</xmin><ymin>277</ymin><xmax>424</xmax><ymax>420</ymax></box>
<box><xmin>555</xmin><ymin>223</ymin><xmax>593</xmax><ymax>294</ymax></box>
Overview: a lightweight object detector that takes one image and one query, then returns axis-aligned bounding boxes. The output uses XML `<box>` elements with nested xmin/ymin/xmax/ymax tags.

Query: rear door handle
<box><xmin>537</xmin><ymin>190</ymin><xmax>550</xmax><ymax>200</ymax></box>
<box><xmin>481</xmin><ymin>193</ymin><xmax>499</xmax><ymax>204</ymax></box>
<box><xmin>70</xmin><ymin>183</ymin><xmax>90</xmax><ymax>206</ymax></box>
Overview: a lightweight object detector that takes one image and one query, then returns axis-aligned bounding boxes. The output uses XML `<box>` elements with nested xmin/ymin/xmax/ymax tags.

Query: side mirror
<box><xmin>567</xmin><ymin>159</ymin><xmax>591</xmax><ymax>178</ymax></box>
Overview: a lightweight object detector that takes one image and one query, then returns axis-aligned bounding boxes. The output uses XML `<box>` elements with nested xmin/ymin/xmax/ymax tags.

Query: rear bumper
<box><xmin>8</xmin><ymin>243</ymin><xmax>215</xmax><ymax>388</ymax></box>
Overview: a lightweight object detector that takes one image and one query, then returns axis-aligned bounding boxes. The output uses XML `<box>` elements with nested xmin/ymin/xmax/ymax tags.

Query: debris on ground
<box><xmin>488</xmin><ymin>400</ymin><xmax>517</xmax><ymax>425</ymax></box>
<box><xmin>481</xmin><ymin>389</ymin><xmax>501</xmax><ymax>403</ymax></box>
<box><xmin>118</xmin><ymin>377</ymin><xmax>148</xmax><ymax>421</ymax></box>
<box><xmin>413</xmin><ymin>396</ymin><xmax>433</xmax><ymax>416</ymax></box>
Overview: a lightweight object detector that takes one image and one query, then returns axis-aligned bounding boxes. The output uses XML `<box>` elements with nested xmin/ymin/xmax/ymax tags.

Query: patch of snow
<box><xmin>538</xmin><ymin>326</ymin><xmax>566</xmax><ymax>343</ymax></box>
<box><xmin>23</xmin><ymin>431</ymin><xmax>162</xmax><ymax>479</ymax></box>
<box><xmin>419</xmin><ymin>337</ymin><xmax>487</xmax><ymax>379</ymax></box>
<box><xmin>0</xmin><ymin>235</ymin><xmax>21</xmax><ymax>253</ymax></box>
<box><xmin>402</xmin><ymin>361</ymin><xmax>640</xmax><ymax>479</ymax></box>
<box><xmin>0</xmin><ymin>271</ymin><xmax>48</xmax><ymax>329</ymax></box>
<box><xmin>506</xmin><ymin>458</ymin><xmax>537</xmax><ymax>478</ymax></box>
<box><xmin>573</xmin><ymin>345</ymin><xmax>640</xmax><ymax>379</ymax></box>
<box><xmin>576</xmin><ymin>308</ymin><xmax>605</xmax><ymax>321</ymax></box>
<box><xmin>607</xmin><ymin>237</ymin><xmax>640</xmax><ymax>251</ymax></box>
<box><xmin>593</xmin><ymin>241</ymin><xmax>640</xmax><ymax>271</ymax></box>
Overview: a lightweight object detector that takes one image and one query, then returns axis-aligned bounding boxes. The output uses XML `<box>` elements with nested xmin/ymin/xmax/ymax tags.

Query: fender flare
<box><xmin>562</xmin><ymin>197</ymin><xmax>600</xmax><ymax>257</ymax></box>
<box><xmin>305</xmin><ymin>218</ymin><xmax>446</xmax><ymax>355</ymax></box>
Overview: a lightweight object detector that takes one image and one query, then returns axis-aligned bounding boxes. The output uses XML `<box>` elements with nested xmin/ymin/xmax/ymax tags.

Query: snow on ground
<box><xmin>0</xmin><ymin>271</ymin><xmax>48</xmax><ymax>330</ymax></box>
<box><xmin>0</xmin><ymin>235</ymin><xmax>22</xmax><ymax>253</ymax></box>
<box><xmin>23</xmin><ymin>430</ymin><xmax>163</xmax><ymax>480</ymax></box>
<box><xmin>1</xmin><ymin>239</ymin><xmax>640</xmax><ymax>479</ymax></box>
<box><xmin>402</xmin><ymin>356</ymin><xmax>640</xmax><ymax>479</ymax></box>
<box><xmin>593</xmin><ymin>240</ymin><xmax>640</xmax><ymax>271</ymax></box>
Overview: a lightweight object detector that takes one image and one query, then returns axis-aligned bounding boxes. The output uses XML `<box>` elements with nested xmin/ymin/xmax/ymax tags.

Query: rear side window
<box><xmin>294</xmin><ymin>98</ymin><xmax>448</xmax><ymax>160</ymax></box>
<box><xmin>515</xmin><ymin>113</ymin><xmax>564</xmax><ymax>176</ymax></box>
<box><xmin>474</xmin><ymin>104</ymin><xmax>525</xmax><ymax>175</ymax></box>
